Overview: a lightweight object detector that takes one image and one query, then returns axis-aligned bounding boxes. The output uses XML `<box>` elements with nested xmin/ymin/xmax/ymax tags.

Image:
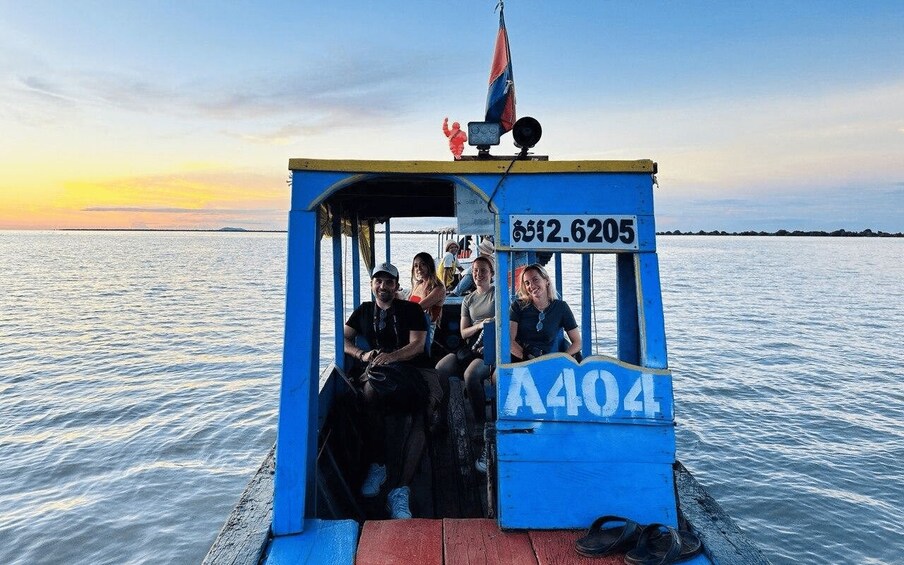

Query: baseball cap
<box><xmin>372</xmin><ymin>262</ymin><xmax>399</xmax><ymax>280</ymax></box>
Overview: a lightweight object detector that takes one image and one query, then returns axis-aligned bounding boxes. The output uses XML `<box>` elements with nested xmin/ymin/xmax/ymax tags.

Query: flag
<box><xmin>485</xmin><ymin>4</ymin><xmax>516</xmax><ymax>133</ymax></box>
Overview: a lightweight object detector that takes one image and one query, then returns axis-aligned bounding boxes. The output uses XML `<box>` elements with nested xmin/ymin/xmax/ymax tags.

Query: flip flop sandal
<box><xmin>673</xmin><ymin>529</ymin><xmax>702</xmax><ymax>560</ymax></box>
<box><xmin>624</xmin><ymin>523</ymin><xmax>682</xmax><ymax>565</ymax></box>
<box><xmin>574</xmin><ymin>515</ymin><xmax>642</xmax><ymax>557</ymax></box>
<box><xmin>645</xmin><ymin>527</ymin><xmax>702</xmax><ymax>562</ymax></box>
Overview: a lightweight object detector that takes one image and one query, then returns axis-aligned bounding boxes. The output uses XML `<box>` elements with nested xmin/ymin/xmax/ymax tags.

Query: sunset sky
<box><xmin>2</xmin><ymin>1</ymin><xmax>902</xmax><ymax>232</ymax></box>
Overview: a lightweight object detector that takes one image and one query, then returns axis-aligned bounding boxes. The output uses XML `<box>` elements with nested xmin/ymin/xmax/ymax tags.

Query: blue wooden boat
<box><xmin>204</xmin><ymin>156</ymin><xmax>770</xmax><ymax>564</ymax></box>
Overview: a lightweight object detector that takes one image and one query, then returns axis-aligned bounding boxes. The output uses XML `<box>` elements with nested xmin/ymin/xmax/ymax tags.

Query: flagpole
<box><xmin>485</xmin><ymin>0</ymin><xmax>516</xmax><ymax>133</ymax></box>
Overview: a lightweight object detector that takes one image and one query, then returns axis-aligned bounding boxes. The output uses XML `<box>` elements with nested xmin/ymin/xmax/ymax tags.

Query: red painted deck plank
<box><xmin>355</xmin><ymin>519</ymin><xmax>443</xmax><ymax>565</ymax></box>
<box><xmin>443</xmin><ymin>519</ymin><xmax>538</xmax><ymax>565</ymax></box>
<box><xmin>528</xmin><ymin>530</ymin><xmax>625</xmax><ymax>565</ymax></box>
<box><xmin>356</xmin><ymin>519</ymin><xmax>629</xmax><ymax>564</ymax></box>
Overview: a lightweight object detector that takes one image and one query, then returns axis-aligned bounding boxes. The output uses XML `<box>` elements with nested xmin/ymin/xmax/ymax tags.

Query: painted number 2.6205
<box><xmin>509</xmin><ymin>215</ymin><xmax>638</xmax><ymax>250</ymax></box>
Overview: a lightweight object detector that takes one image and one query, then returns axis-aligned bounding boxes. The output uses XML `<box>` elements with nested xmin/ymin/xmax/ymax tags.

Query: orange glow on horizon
<box><xmin>1</xmin><ymin>166</ymin><xmax>289</xmax><ymax>230</ymax></box>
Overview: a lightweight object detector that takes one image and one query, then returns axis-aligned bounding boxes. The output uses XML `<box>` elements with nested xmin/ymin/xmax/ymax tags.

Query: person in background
<box><xmin>408</xmin><ymin>252</ymin><xmax>445</xmax><ymax>342</ymax></box>
<box><xmin>343</xmin><ymin>262</ymin><xmax>430</xmax><ymax>519</ymax></box>
<box><xmin>436</xmin><ymin>255</ymin><xmax>495</xmax><ymax>421</ymax></box>
<box><xmin>450</xmin><ymin>237</ymin><xmax>495</xmax><ymax>296</ymax></box>
<box><xmin>437</xmin><ymin>240</ymin><xmax>462</xmax><ymax>291</ymax></box>
<box><xmin>510</xmin><ymin>263</ymin><xmax>582</xmax><ymax>362</ymax></box>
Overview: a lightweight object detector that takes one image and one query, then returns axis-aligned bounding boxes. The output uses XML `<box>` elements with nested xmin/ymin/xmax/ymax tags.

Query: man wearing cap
<box><xmin>343</xmin><ymin>261</ymin><xmax>431</xmax><ymax>519</ymax></box>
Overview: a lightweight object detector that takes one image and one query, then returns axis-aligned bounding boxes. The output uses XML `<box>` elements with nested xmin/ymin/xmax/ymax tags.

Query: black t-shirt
<box><xmin>346</xmin><ymin>299</ymin><xmax>430</xmax><ymax>368</ymax></box>
<box><xmin>509</xmin><ymin>299</ymin><xmax>577</xmax><ymax>355</ymax></box>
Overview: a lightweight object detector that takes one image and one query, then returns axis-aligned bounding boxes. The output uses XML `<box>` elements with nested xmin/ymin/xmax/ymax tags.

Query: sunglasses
<box><xmin>536</xmin><ymin>310</ymin><xmax>546</xmax><ymax>332</ymax></box>
<box><xmin>377</xmin><ymin>308</ymin><xmax>387</xmax><ymax>331</ymax></box>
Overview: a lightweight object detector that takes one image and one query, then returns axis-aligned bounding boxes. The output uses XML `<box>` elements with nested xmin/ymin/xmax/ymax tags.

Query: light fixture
<box><xmin>468</xmin><ymin>121</ymin><xmax>502</xmax><ymax>158</ymax></box>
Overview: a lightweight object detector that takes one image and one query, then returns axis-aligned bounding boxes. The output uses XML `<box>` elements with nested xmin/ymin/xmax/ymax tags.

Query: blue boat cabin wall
<box><xmin>477</xmin><ymin>168</ymin><xmax>676</xmax><ymax>529</ymax></box>
<box><xmin>277</xmin><ymin>160</ymin><xmax>676</xmax><ymax>536</ymax></box>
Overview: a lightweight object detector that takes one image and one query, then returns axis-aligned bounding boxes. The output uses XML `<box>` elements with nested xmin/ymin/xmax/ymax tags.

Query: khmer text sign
<box><xmin>509</xmin><ymin>215</ymin><xmax>639</xmax><ymax>250</ymax></box>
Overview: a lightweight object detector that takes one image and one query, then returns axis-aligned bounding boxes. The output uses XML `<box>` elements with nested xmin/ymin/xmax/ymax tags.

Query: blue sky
<box><xmin>1</xmin><ymin>1</ymin><xmax>902</xmax><ymax>231</ymax></box>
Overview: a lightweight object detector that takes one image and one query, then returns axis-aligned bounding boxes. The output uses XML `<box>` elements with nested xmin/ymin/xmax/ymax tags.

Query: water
<box><xmin>1</xmin><ymin>232</ymin><xmax>901</xmax><ymax>564</ymax></box>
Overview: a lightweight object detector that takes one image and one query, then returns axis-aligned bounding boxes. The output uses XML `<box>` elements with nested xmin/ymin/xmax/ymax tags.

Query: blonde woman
<box><xmin>509</xmin><ymin>263</ymin><xmax>581</xmax><ymax>362</ymax></box>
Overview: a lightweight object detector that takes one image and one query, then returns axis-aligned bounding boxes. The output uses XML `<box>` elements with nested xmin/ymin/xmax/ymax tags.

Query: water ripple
<box><xmin>1</xmin><ymin>232</ymin><xmax>902</xmax><ymax>564</ymax></box>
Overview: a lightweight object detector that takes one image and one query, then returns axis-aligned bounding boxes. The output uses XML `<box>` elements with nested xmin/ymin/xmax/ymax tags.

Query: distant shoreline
<box><xmin>37</xmin><ymin>228</ymin><xmax>903</xmax><ymax>237</ymax></box>
<box><xmin>56</xmin><ymin>228</ymin><xmax>287</xmax><ymax>233</ymax></box>
<box><xmin>657</xmin><ymin>229</ymin><xmax>902</xmax><ymax>237</ymax></box>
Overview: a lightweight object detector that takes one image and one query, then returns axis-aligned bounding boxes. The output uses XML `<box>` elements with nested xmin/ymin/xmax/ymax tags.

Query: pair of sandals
<box><xmin>574</xmin><ymin>516</ymin><xmax>702</xmax><ymax>564</ymax></box>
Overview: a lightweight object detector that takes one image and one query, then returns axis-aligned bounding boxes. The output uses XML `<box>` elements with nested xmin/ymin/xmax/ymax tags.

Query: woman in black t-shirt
<box><xmin>509</xmin><ymin>263</ymin><xmax>582</xmax><ymax>362</ymax></box>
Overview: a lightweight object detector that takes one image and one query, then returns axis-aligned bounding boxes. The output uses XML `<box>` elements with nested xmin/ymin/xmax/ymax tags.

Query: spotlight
<box><xmin>468</xmin><ymin>122</ymin><xmax>502</xmax><ymax>159</ymax></box>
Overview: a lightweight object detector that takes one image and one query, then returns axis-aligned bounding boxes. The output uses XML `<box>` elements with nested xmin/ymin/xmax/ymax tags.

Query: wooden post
<box><xmin>384</xmin><ymin>218</ymin><xmax>391</xmax><ymax>263</ymax></box>
<box><xmin>637</xmin><ymin>253</ymin><xmax>668</xmax><ymax>369</ymax></box>
<box><xmin>272</xmin><ymin>208</ymin><xmax>322</xmax><ymax>535</ymax></box>
<box><xmin>581</xmin><ymin>254</ymin><xmax>591</xmax><ymax>359</ymax></box>
<box><xmin>332</xmin><ymin>210</ymin><xmax>344</xmax><ymax>368</ymax></box>
<box><xmin>496</xmin><ymin>249</ymin><xmax>512</xmax><ymax>367</ymax></box>
<box><xmin>616</xmin><ymin>253</ymin><xmax>640</xmax><ymax>365</ymax></box>
<box><xmin>351</xmin><ymin>212</ymin><xmax>361</xmax><ymax>309</ymax></box>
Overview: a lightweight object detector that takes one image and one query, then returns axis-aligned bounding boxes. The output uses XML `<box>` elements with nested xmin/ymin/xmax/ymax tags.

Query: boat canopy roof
<box><xmin>289</xmin><ymin>158</ymin><xmax>656</xmax><ymax>223</ymax></box>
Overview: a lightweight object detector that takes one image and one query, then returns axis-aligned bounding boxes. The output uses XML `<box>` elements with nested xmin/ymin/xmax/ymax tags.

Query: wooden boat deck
<box><xmin>202</xmin><ymin>448</ymin><xmax>763</xmax><ymax>564</ymax></box>
<box><xmin>355</xmin><ymin>518</ymin><xmax>711</xmax><ymax>565</ymax></box>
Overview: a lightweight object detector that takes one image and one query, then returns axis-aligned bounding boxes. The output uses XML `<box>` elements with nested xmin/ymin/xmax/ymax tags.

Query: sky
<box><xmin>1</xmin><ymin>0</ymin><xmax>902</xmax><ymax>232</ymax></box>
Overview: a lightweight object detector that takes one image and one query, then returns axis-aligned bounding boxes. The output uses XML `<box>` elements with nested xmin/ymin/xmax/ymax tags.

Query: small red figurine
<box><xmin>443</xmin><ymin>117</ymin><xmax>468</xmax><ymax>160</ymax></box>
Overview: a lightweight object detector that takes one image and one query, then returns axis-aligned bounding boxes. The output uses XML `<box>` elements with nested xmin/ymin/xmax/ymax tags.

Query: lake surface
<box><xmin>1</xmin><ymin>231</ymin><xmax>901</xmax><ymax>564</ymax></box>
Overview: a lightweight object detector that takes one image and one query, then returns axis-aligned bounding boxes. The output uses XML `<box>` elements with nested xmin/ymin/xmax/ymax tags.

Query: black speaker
<box><xmin>512</xmin><ymin>117</ymin><xmax>542</xmax><ymax>149</ymax></box>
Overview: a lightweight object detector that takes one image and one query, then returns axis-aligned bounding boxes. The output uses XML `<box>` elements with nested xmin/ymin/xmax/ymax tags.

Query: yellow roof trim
<box><xmin>288</xmin><ymin>158</ymin><xmax>655</xmax><ymax>174</ymax></box>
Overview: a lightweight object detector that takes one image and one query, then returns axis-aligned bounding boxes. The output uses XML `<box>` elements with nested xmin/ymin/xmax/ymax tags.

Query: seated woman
<box><xmin>436</xmin><ymin>256</ymin><xmax>495</xmax><ymax>422</ymax></box>
<box><xmin>449</xmin><ymin>237</ymin><xmax>495</xmax><ymax>296</ymax></box>
<box><xmin>510</xmin><ymin>263</ymin><xmax>582</xmax><ymax>362</ymax></box>
<box><xmin>408</xmin><ymin>252</ymin><xmax>446</xmax><ymax>347</ymax></box>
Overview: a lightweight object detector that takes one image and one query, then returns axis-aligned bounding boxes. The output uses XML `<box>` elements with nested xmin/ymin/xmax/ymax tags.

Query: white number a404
<box><xmin>503</xmin><ymin>368</ymin><xmax>662</xmax><ymax>419</ymax></box>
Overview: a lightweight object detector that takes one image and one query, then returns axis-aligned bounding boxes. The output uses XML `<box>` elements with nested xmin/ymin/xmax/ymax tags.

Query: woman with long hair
<box><xmin>510</xmin><ymin>263</ymin><xmax>581</xmax><ymax>362</ymax></box>
<box><xmin>436</xmin><ymin>256</ymin><xmax>495</xmax><ymax>420</ymax></box>
<box><xmin>409</xmin><ymin>252</ymin><xmax>445</xmax><ymax>341</ymax></box>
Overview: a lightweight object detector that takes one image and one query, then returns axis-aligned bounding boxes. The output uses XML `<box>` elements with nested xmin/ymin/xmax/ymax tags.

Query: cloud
<box><xmin>82</xmin><ymin>206</ymin><xmax>277</xmax><ymax>215</ymax></box>
<box><xmin>6</xmin><ymin>51</ymin><xmax>441</xmax><ymax>132</ymax></box>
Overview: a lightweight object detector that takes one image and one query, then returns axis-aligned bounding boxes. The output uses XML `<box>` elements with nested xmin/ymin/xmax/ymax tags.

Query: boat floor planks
<box><xmin>356</xmin><ymin>519</ymin><xmax>678</xmax><ymax>565</ymax></box>
<box><xmin>443</xmin><ymin>519</ymin><xmax>535</xmax><ymax>565</ymax></box>
<box><xmin>527</xmin><ymin>530</ymin><xmax>624</xmax><ymax>565</ymax></box>
<box><xmin>355</xmin><ymin>519</ymin><xmax>443</xmax><ymax>565</ymax></box>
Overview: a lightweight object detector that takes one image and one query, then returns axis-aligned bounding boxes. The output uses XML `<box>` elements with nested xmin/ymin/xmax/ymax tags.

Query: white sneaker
<box><xmin>475</xmin><ymin>444</ymin><xmax>488</xmax><ymax>474</ymax></box>
<box><xmin>386</xmin><ymin>486</ymin><xmax>412</xmax><ymax>519</ymax></box>
<box><xmin>361</xmin><ymin>463</ymin><xmax>386</xmax><ymax>497</ymax></box>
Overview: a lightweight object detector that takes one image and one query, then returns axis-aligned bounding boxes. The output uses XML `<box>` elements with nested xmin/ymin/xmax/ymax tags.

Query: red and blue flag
<box><xmin>485</xmin><ymin>5</ymin><xmax>516</xmax><ymax>133</ymax></box>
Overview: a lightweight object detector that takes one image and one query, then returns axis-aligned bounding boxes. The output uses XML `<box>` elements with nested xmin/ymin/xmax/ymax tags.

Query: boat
<box><xmin>203</xmin><ymin>139</ymin><xmax>771</xmax><ymax>563</ymax></box>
